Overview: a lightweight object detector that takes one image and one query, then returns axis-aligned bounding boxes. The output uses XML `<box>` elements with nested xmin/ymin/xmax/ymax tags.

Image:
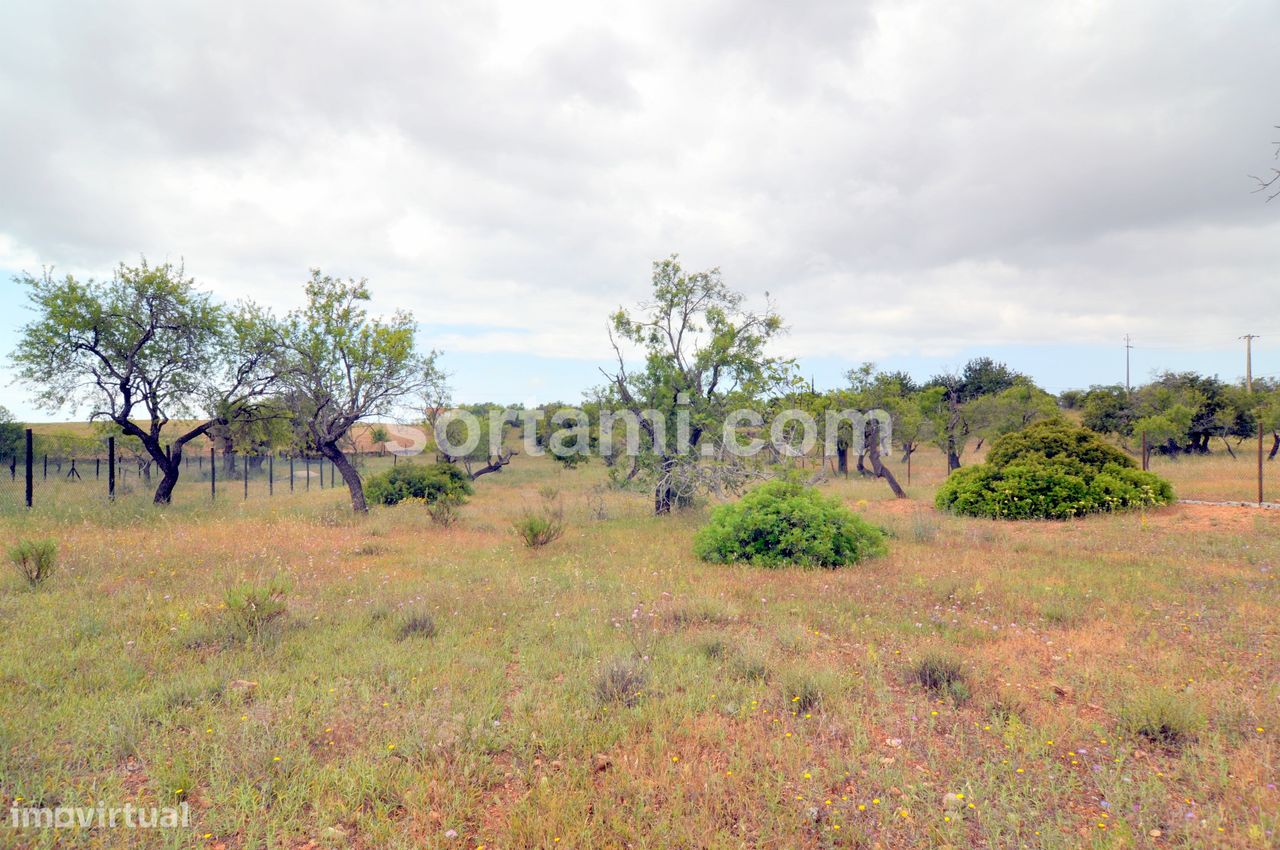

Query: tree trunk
<box><xmin>655</xmin><ymin>456</ymin><xmax>676</xmax><ymax>515</ymax></box>
<box><xmin>836</xmin><ymin>443</ymin><xmax>848</xmax><ymax>477</ymax></box>
<box><xmin>1270</xmin><ymin>432</ymin><xmax>1279</xmax><ymax>461</ymax></box>
<box><xmin>867</xmin><ymin>421</ymin><xmax>907</xmax><ymax>498</ymax></box>
<box><xmin>945</xmin><ymin>389</ymin><xmax>962</xmax><ymax>473</ymax></box>
<box><xmin>154</xmin><ymin>459</ymin><xmax>179</xmax><ymax>504</ymax></box>
<box><xmin>320</xmin><ymin>443</ymin><xmax>367</xmax><ymax>512</ymax></box>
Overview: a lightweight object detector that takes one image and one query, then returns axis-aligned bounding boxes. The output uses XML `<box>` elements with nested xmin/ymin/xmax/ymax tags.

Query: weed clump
<box><xmin>783</xmin><ymin>675</ymin><xmax>825</xmax><ymax>714</ymax></box>
<box><xmin>596</xmin><ymin>657</ymin><xmax>646</xmax><ymax>707</ymax></box>
<box><xmin>910</xmin><ymin>651</ymin><xmax>971</xmax><ymax>703</ymax></box>
<box><xmin>1121</xmin><ymin>688</ymin><xmax>1204</xmax><ymax>747</ymax></box>
<box><xmin>224</xmin><ymin>575</ymin><xmax>290</xmax><ymax>644</ymax></box>
<box><xmin>8</xmin><ymin>539</ymin><xmax>57</xmax><ymax>588</ymax></box>
<box><xmin>695</xmin><ymin>480</ymin><xmax>887</xmax><ymax>568</ymax></box>
<box><xmin>396</xmin><ymin>609</ymin><xmax>438</xmax><ymax>640</ymax></box>
<box><xmin>514</xmin><ymin>490</ymin><xmax>567</xmax><ymax>548</ymax></box>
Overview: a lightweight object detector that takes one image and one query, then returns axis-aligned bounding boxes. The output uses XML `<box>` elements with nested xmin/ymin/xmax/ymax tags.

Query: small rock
<box><xmin>1149</xmin><ymin>829</ymin><xmax>1163</xmax><ymax>838</ymax></box>
<box><xmin>443</xmin><ymin>829</ymin><xmax>458</xmax><ymax>839</ymax></box>
<box><xmin>942</xmin><ymin>792</ymin><xmax>964</xmax><ymax>811</ymax></box>
<box><xmin>885</xmin><ymin>737</ymin><xmax>903</xmax><ymax>748</ymax></box>
<box><xmin>321</xmin><ymin>826</ymin><xmax>348</xmax><ymax>848</ymax></box>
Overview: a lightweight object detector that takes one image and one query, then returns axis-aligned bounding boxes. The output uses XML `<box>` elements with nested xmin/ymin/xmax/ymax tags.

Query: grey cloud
<box><xmin>1</xmin><ymin>0</ymin><xmax>1278</xmax><ymax>375</ymax></box>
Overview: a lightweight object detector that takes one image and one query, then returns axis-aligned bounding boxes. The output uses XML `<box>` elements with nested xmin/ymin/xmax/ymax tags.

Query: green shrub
<box><xmin>513</xmin><ymin>491</ymin><xmax>567</xmax><ymax>548</ymax></box>
<box><xmin>513</xmin><ymin>511</ymin><xmax>566</xmax><ymax>548</ymax></box>
<box><xmin>8</xmin><ymin>539</ymin><xmax>57</xmax><ymax>588</ymax></box>
<box><xmin>224</xmin><ymin>576</ymin><xmax>290</xmax><ymax>644</ymax></box>
<box><xmin>364</xmin><ymin>462</ymin><xmax>473</xmax><ymax>507</ymax></box>
<box><xmin>694</xmin><ymin>480</ymin><xmax>887</xmax><ymax>568</ymax></box>
<box><xmin>936</xmin><ymin>420</ymin><xmax>1173</xmax><ymax>520</ymax></box>
<box><xmin>1120</xmin><ymin>688</ymin><xmax>1204</xmax><ymax>747</ymax></box>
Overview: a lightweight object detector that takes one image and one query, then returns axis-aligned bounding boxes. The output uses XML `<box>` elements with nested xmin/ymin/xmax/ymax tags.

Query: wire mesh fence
<box><xmin>0</xmin><ymin>429</ymin><xmax>403</xmax><ymax>510</ymax></box>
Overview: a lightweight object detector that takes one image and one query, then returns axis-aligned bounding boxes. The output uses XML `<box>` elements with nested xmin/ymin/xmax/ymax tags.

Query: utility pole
<box><xmin>1240</xmin><ymin>334</ymin><xmax>1258</xmax><ymax>392</ymax></box>
<box><xmin>1124</xmin><ymin>334</ymin><xmax>1133</xmax><ymax>394</ymax></box>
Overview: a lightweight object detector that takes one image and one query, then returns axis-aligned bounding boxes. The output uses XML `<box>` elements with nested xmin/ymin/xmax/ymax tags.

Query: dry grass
<box><xmin>0</xmin><ymin>444</ymin><xmax>1277</xmax><ymax>848</ymax></box>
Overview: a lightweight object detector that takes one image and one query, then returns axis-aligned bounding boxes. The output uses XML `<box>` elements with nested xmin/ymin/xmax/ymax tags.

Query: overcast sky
<box><xmin>2</xmin><ymin>0</ymin><xmax>1279</xmax><ymax>418</ymax></box>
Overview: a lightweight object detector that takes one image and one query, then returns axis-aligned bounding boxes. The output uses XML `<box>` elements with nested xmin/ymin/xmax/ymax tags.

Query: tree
<box><xmin>207</xmin><ymin>397</ymin><xmax>294</xmax><ymax>471</ymax></box>
<box><xmin>0</xmin><ymin>407</ymin><xmax>23</xmax><ymax>462</ymax></box>
<box><xmin>369</xmin><ymin>424</ymin><xmax>390</xmax><ymax>456</ymax></box>
<box><xmin>1080</xmin><ymin>385</ymin><xmax>1134</xmax><ymax>437</ymax></box>
<box><xmin>929</xmin><ymin>357</ymin><xmax>1023</xmax><ymax>404</ymax></box>
<box><xmin>603</xmin><ymin>255</ymin><xmax>793</xmax><ymax>514</ymax></box>
<box><xmin>963</xmin><ymin>380</ymin><xmax>1060</xmax><ymax>446</ymax></box>
<box><xmin>277</xmin><ymin>270</ymin><xmax>437</xmax><ymax>512</ymax></box>
<box><xmin>13</xmin><ymin>260</ymin><xmax>279</xmax><ymax>504</ymax></box>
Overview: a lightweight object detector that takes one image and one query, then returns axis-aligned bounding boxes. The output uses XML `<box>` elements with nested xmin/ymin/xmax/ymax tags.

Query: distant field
<box><xmin>0</xmin><ymin>444</ymin><xmax>1277</xmax><ymax>848</ymax></box>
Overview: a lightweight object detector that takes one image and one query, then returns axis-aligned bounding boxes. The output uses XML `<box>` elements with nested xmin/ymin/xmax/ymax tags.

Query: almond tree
<box><xmin>277</xmin><ymin>270</ymin><xmax>438</xmax><ymax>512</ymax></box>
<box><xmin>13</xmin><ymin>259</ymin><xmax>279</xmax><ymax>504</ymax></box>
<box><xmin>603</xmin><ymin>255</ymin><xmax>793</xmax><ymax>514</ymax></box>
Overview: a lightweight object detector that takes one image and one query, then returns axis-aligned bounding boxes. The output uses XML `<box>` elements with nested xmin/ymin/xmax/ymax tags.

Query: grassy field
<box><xmin>0</xmin><ymin>445</ymin><xmax>1277</xmax><ymax>848</ymax></box>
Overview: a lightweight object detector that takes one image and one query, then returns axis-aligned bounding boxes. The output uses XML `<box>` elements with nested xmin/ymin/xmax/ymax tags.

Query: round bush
<box><xmin>936</xmin><ymin>420</ymin><xmax>1174</xmax><ymax>519</ymax></box>
<box><xmin>695</xmin><ymin>480</ymin><xmax>887</xmax><ymax>568</ymax></box>
<box><xmin>364</xmin><ymin>462</ymin><xmax>473</xmax><ymax>507</ymax></box>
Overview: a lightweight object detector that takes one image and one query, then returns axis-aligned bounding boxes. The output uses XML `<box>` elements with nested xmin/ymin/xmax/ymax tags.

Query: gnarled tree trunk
<box><xmin>867</xmin><ymin>421</ymin><xmax>906</xmax><ymax>498</ymax></box>
<box><xmin>320</xmin><ymin>442</ymin><xmax>366</xmax><ymax>512</ymax></box>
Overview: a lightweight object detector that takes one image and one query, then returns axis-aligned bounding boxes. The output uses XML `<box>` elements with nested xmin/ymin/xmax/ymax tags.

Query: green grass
<box><xmin>0</xmin><ymin>446</ymin><xmax>1277</xmax><ymax>847</ymax></box>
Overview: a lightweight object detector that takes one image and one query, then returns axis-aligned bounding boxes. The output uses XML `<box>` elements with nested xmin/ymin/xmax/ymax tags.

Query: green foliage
<box><xmin>605</xmin><ymin>255</ymin><xmax>797</xmax><ymax>512</ymax></box>
<box><xmin>986</xmin><ymin>418</ymin><xmax>1132</xmax><ymax>470</ymax></box>
<box><xmin>1120</xmin><ymin>688</ymin><xmax>1204</xmax><ymax>747</ymax></box>
<box><xmin>364</xmin><ymin>462</ymin><xmax>473</xmax><ymax>507</ymax></box>
<box><xmin>0</xmin><ymin>406</ymin><xmax>23</xmax><ymax>460</ymax></box>
<box><xmin>694</xmin><ymin>480</ymin><xmax>887</xmax><ymax>568</ymax></box>
<box><xmin>937</xmin><ymin>420</ymin><xmax>1174</xmax><ymax>519</ymax></box>
<box><xmin>513</xmin><ymin>505</ymin><xmax>567</xmax><ymax>548</ymax></box>
<box><xmin>223</xmin><ymin>576</ymin><xmax>290</xmax><ymax>643</ymax></box>
<box><xmin>277</xmin><ymin>271</ymin><xmax>440</xmax><ymax>510</ymax></box>
<box><xmin>8</xmin><ymin>539</ymin><xmax>58</xmax><ymax>588</ymax></box>
<box><xmin>12</xmin><ymin>260</ymin><xmax>280</xmax><ymax>503</ymax></box>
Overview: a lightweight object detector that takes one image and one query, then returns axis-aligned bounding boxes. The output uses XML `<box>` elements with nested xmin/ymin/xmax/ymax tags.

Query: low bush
<box><xmin>910</xmin><ymin>651</ymin><xmax>970</xmax><ymax>703</ymax></box>
<box><xmin>596</xmin><ymin>657</ymin><xmax>646</xmax><ymax>707</ymax></box>
<box><xmin>1121</xmin><ymin>688</ymin><xmax>1204</xmax><ymax>747</ymax></box>
<box><xmin>224</xmin><ymin>575</ymin><xmax>290</xmax><ymax>644</ymax></box>
<box><xmin>365</xmin><ymin>462</ymin><xmax>473</xmax><ymax>508</ymax></box>
<box><xmin>694</xmin><ymin>480</ymin><xmax>887</xmax><ymax>568</ymax></box>
<box><xmin>8</xmin><ymin>539</ymin><xmax>57</xmax><ymax>588</ymax></box>
<box><xmin>514</xmin><ymin>491</ymin><xmax>567</xmax><ymax>548</ymax></box>
<box><xmin>396</xmin><ymin>608</ymin><xmax>437</xmax><ymax>640</ymax></box>
<box><xmin>936</xmin><ymin>420</ymin><xmax>1174</xmax><ymax>520</ymax></box>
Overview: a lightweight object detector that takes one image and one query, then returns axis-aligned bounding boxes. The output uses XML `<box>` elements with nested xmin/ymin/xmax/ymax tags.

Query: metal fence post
<box><xmin>289</xmin><ymin>456</ymin><xmax>295</xmax><ymax>492</ymax></box>
<box><xmin>210</xmin><ymin>447</ymin><xmax>216</xmax><ymax>500</ymax></box>
<box><xmin>268</xmin><ymin>454</ymin><xmax>274</xmax><ymax>496</ymax></box>
<box><xmin>243</xmin><ymin>457</ymin><xmax>248</xmax><ymax>500</ymax></box>
<box><xmin>108</xmin><ymin>436</ymin><xmax>115</xmax><ymax>500</ymax></box>
<box><xmin>25</xmin><ymin>429</ymin><xmax>33</xmax><ymax>508</ymax></box>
